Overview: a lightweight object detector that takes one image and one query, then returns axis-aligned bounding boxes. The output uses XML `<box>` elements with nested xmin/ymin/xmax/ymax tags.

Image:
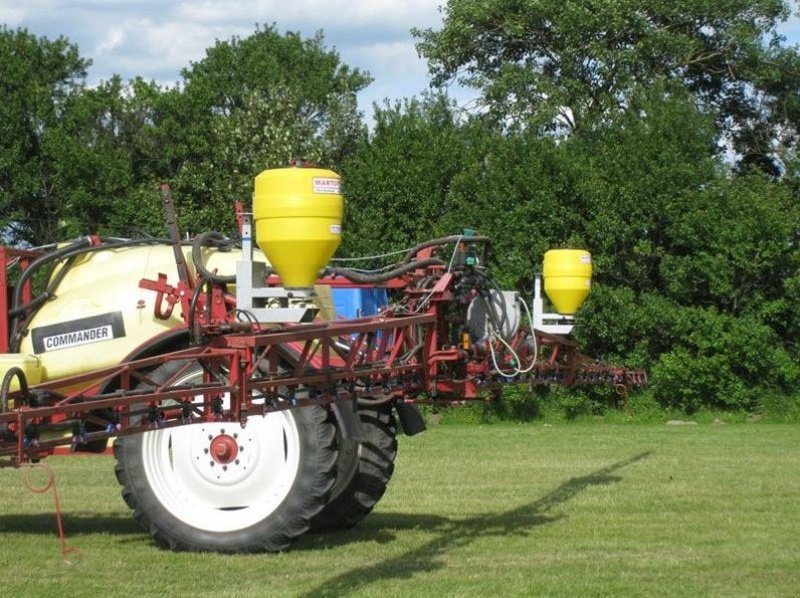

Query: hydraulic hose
<box><xmin>326</xmin><ymin>258</ymin><xmax>445</xmax><ymax>283</ymax></box>
<box><xmin>9</xmin><ymin>237</ymin><xmax>174</xmax><ymax>350</ymax></box>
<box><xmin>0</xmin><ymin>367</ymin><xmax>29</xmax><ymax>433</ymax></box>
<box><xmin>402</xmin><ymin>235</ymin><xmax>490</xmax><ymax>263</ymax></box>
<box><xmin>12</xmin><ymin>236</ymin><xmax>175</xmax><ymax>314</ymax></box>
<box><xmin>11</xmin><ymin>237</ymin><xmax>93</xmax><ymax>314</ymax></box>
<box><xmin>9</xmin><ymin>253</ymin><xmax>78</xmax><ymax>318</ymax></box>
<box><xmin>192</xmin><ymin>231</ymin><xmax>236</xmax><ymax>285</ymax></box>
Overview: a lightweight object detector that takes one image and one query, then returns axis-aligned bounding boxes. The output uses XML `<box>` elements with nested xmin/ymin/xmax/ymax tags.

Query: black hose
<box><xmin>11</xmin><ymin>237</ymin><xmax>92</xmax><ymax>313</ymax></box>
<box><xmin>9</xmin><ymin>252</ymin><xmax>78</xmax><ymax>318</ymax></box>
<box><xmin>8</xmin><ymin>290</ymin><xmax>50</xmax><ymax>318</ymax></box>
<box><xmin>12</xmin><ymin>236</ymin><xmax>177</xmax><ymax>314</ymax></box>
<box><xmin>8</xmin><ymin>237</ymin><xmax>176</xmax><ymax>350</ymax></box>
<box><xmin>402</xmin><ymin>235</ymin><xmax>491</xmax><ymax>263</ymax></box>
<box><xmin>13</xmin><ymin>237</ymin><xmax>175</xmax><ymax>312</ymax></box>
<box><xmin>191</xmin><ymin>231</ymin><xmax>236</xmax><ymax>285</ymax></box>
<box><xmin>0</xmin><ymin>367</ymin><xmax>29</xmax><ymax>432</ymax></box>
<box><xmin>326</xmin><ymin>258</ymin><xmax>445</xmax><ymax>283</ymax></box>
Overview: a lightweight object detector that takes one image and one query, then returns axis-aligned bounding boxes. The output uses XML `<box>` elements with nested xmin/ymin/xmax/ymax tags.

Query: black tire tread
<box><xmin>310</xmin><ymin>404</ymin><xmax>397</xmax><ymax>531</ymax></box>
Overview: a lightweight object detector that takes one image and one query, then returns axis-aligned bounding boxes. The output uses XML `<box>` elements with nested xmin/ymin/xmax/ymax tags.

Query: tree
<box><xmin>162</xmin><ymin>25</ymin><xmax>372</xmax><ymax>235</ymax></box>
<box><xmin>45</xmin><ymin>76</ymin><xmax>141</xmax><ymax>239</ymax></box>
<box><xmin>0</xmin><ymin>26</ymin><xmax>91</xmax><ymax>246</ymax></box>
<box><xmin>566</xmin><ymin>93</ymin><xmax>800</xmax><ymax>409</ymax></box>
<box><xmin>339</xmin><ymin>93</ymin><xmax>471</xmax><ymax>256</ymax></box>
<box><xmin>414</xmin><ymin>0</ymin><xmax>799</xmax><ymax>166</ymax></box>
<box><xmin>0</xmin><ymin>25</ymin><xmax>373</xmax><ymax>244</ymax></box>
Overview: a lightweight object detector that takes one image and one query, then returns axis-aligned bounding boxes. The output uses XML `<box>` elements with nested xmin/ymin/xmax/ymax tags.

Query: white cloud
<box><xmin>2</xmin><ymin>0</ymin><xmax>446</xmax><ymax>102</ymax></box>
<box><xmin>174</xmin><ymin>0</ymin><xmax>442</xmax><ymax>30</ymax></box>
<box><xmin>0</xmin><ymin>6</ymin><xmax>26</xmax><ymax>26</ymax></box>
<box><xmin>95</xmin><ymin>27</ymin><xmax>126</xmax><ymax>55</ymax></box>
<box><xmin>102</xmin><ymin>18</ymin><xmax>229</xmax><ymax>73</ymax></box>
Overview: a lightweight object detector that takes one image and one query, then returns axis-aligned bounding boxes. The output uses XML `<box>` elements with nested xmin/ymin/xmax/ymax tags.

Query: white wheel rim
<box><xmin>139</xmin><ymin>370</ymin><xmax>301</xmax><ymax>533</ymax></box>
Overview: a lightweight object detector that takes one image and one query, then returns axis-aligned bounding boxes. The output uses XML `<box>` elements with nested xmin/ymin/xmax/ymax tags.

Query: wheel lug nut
<box><xmin>204</xmin><ymin>448</ymin><xmax>209</xmax><ymax>454</ymax></box>
<box><xmin>210</xmin><ymin>461</ymin><xmax>215</xmax><ymax>467</ymax></box>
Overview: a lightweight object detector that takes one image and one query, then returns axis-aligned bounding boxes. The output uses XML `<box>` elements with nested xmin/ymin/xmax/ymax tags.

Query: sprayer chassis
<box><xmin>0</xmin><ymin>268</ymin><xmax>642</xmax><ymax>467</ymax></box>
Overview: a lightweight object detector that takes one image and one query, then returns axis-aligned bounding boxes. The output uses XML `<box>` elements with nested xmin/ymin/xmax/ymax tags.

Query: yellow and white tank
<box><xmin>16</xmin><ymin>244</ymin><xmax>247</xmax><ymax>383</ymax></box>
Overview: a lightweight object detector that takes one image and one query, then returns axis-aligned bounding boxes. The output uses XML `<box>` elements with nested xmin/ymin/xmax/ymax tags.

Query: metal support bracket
<box><xmin>532</xmin><ymin>274</ymin><xmax>575</xmax><ymax>335</ymax></box>
<box><xmin>235</xmin><ymin>215</ymin><xmax>319</xmax><ymax>323</ymax></box>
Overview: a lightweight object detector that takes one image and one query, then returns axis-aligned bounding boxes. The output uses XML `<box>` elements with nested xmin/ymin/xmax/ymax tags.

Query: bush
<box><xmin>648</xmin><ymin>307</ymin><xmax>799</xmax><ymax>412</ymax></box>
<box><xmin>760</xmin><ymin>392</ymin><xmax>800</xmax><ymax>422</ymax></box>
<box><xmin>493</xmin><ymin>385</ymin><xmax>542</xmax><ymax>421</ymax></box>
<box><xmin>651</xmin><ymin>349</ymin><xmax>752</xmax><ymax>412</ymax></box>
<box><xmin>492</xmin><ymin>385</ymin><xmax>617</xmax><ymax>421</ymax></box>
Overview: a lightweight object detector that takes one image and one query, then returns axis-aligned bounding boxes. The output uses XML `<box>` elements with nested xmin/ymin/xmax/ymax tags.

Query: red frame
<box><xmin>0</xmin><ymin>246</ymin><xmax>40</xmax><ymax>353</ymax></box>
<box><xmin>0</xmin><ymin>238</ymin><xmax>645</xmax><ymax>467</ymax></box>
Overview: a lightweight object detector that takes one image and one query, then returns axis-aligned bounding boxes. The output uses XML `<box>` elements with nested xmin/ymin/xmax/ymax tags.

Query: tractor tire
<box><xmin>113</xmin><ymin>361</ymin><xmax>337</xmax><ymax>552</ymax></box>
<box><xmin>310</xmin><ymin>404</ymin><xmax>398</xmax><ymax>531</ymax></box>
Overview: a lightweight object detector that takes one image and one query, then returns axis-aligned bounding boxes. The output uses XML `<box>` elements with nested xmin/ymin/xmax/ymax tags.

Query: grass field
<box><xmin>0</xmin><ymin>422</ymin><xmax>798</xmax><ymax>597</ymax></box>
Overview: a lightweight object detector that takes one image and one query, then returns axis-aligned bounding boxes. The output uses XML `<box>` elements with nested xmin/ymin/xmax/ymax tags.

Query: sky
<box><xmin>0</xmin><ymin>0</ymin><xmax>464</xmax><ymax>123</ymax></box>
<box><xmin>1</xmin><ymin>0</ymin><xmax>798</xmax><ymax>124</ymax></box>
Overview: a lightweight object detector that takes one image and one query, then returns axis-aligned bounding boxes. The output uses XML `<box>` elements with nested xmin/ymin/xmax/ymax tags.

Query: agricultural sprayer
<box><xmin>0</xmin><ymin>163</ymin><xmax>645</xmax><ymax>553</ymax></box>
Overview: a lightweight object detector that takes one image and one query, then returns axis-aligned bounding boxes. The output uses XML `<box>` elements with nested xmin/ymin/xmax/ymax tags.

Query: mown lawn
<box><xmin>0</xmin><ymin>423</ymin><xmax>798</xmax><ymax>597</ymax></box>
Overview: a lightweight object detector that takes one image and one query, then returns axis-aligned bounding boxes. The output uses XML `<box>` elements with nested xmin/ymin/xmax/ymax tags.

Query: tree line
<box><xmin>2</xmin><ymin>1</ymin><xmax>799</xmax><ymax>415</ymax></box>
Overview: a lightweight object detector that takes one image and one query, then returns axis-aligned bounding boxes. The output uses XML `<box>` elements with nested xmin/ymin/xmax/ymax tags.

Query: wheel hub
<box><xmin>188</xmin><ymin>424</ymin><xmax>258</xmax><ymax>486</ymax></box>
<box><xmin>210</xmin><ymin>434</ymin><xmax>239</xmax><ymax>464</ymax></box>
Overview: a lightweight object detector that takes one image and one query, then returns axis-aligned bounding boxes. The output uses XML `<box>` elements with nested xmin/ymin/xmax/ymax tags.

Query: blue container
<box><xmin>331</xmin><ymin>288</ymin><xmax>388</xmax><ymax>320</ymax></box>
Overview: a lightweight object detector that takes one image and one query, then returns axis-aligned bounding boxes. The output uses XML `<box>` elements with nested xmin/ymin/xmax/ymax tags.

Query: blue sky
<box><xmin>0</xmin><ymin>0</ymin><xmax>454</xmax><ymax>122</ymax></box>
<box><xmin>1</xmin><ymin>0</ymin><xmax>798</xmax><ymax>124</ymax></box>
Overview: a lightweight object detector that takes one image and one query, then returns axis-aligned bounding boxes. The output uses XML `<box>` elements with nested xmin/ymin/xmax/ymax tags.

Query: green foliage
<box><xmin>339</xmin><ymin>93</ymin><xmax>469</xmax><ymax>255</ymax></box>
<box><xmin>760</xmin><ymin>392</ymin><xmax>800</xmax><ymax>422</ymax></box>
<box><xmin>660</xmin><ymin>175</ymin><xmax>798</xmax><ymax>315</ymax></box>
<box><xmin>573</xmin><ymin>87</ymin><xmax>721</xmax><ymax>292</ymax></box>
<box><xmin>0</xmin><ymin>26</ymin><xmax>91</xmax><ymax>245</ymax></box>
<box><xmin>649</xmin><ymin>308</ymin><xmax>800</xmax><ymax>410</ymax></box>
<box><xmin>490</xmin><ymin>385</ymin><xmax>542</xmax><ymax>421</ymax></box>
<box><xmin>561</xmin><ymin>93</ymin><xmax>800</xmax><ymax>412</ymax></box>
<box><xmin>652</xmin><ymin>348</ymin><xmax>750</xmax><ymax>412</ymax></box>
<box><xmin>168</xmin><ymin>25</ymin><xmax>371</xmax><ymax>235</ymax></box>
<box><xmin>46</xmin><ymin>77</ymin><xmax>136</xmax><ymax>239</ymax></box>
<box><xmin>415</xmin><ymin>0</ymin><xmax>798</xmax><ymax>169</ymax></box>
<box><xmin>0</xmin><ymin>25</ymin><xmax>370</xmax><ymax>243</ymax></box>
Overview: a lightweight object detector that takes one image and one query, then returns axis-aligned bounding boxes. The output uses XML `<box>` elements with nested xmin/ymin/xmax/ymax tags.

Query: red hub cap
<box><xmin>209</xmin><ymin>434</ymin><xmax>239</xmax><ymax>464</ymax></box>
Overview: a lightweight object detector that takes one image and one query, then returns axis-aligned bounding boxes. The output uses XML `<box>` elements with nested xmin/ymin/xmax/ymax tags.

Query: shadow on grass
<box><xmin>0</xmin><ymin>451</ymin><xmax>651</xmax><ymax>568</ymax></box>
<box><xmin>0</xmin><ymin>511</ymin><xmax>143</xmax><ymax>537</ymax></box>
<box><xmin>299</xmin><ymin>451</ymin><xmax>652</xmax><ymax>597</ymax></box>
